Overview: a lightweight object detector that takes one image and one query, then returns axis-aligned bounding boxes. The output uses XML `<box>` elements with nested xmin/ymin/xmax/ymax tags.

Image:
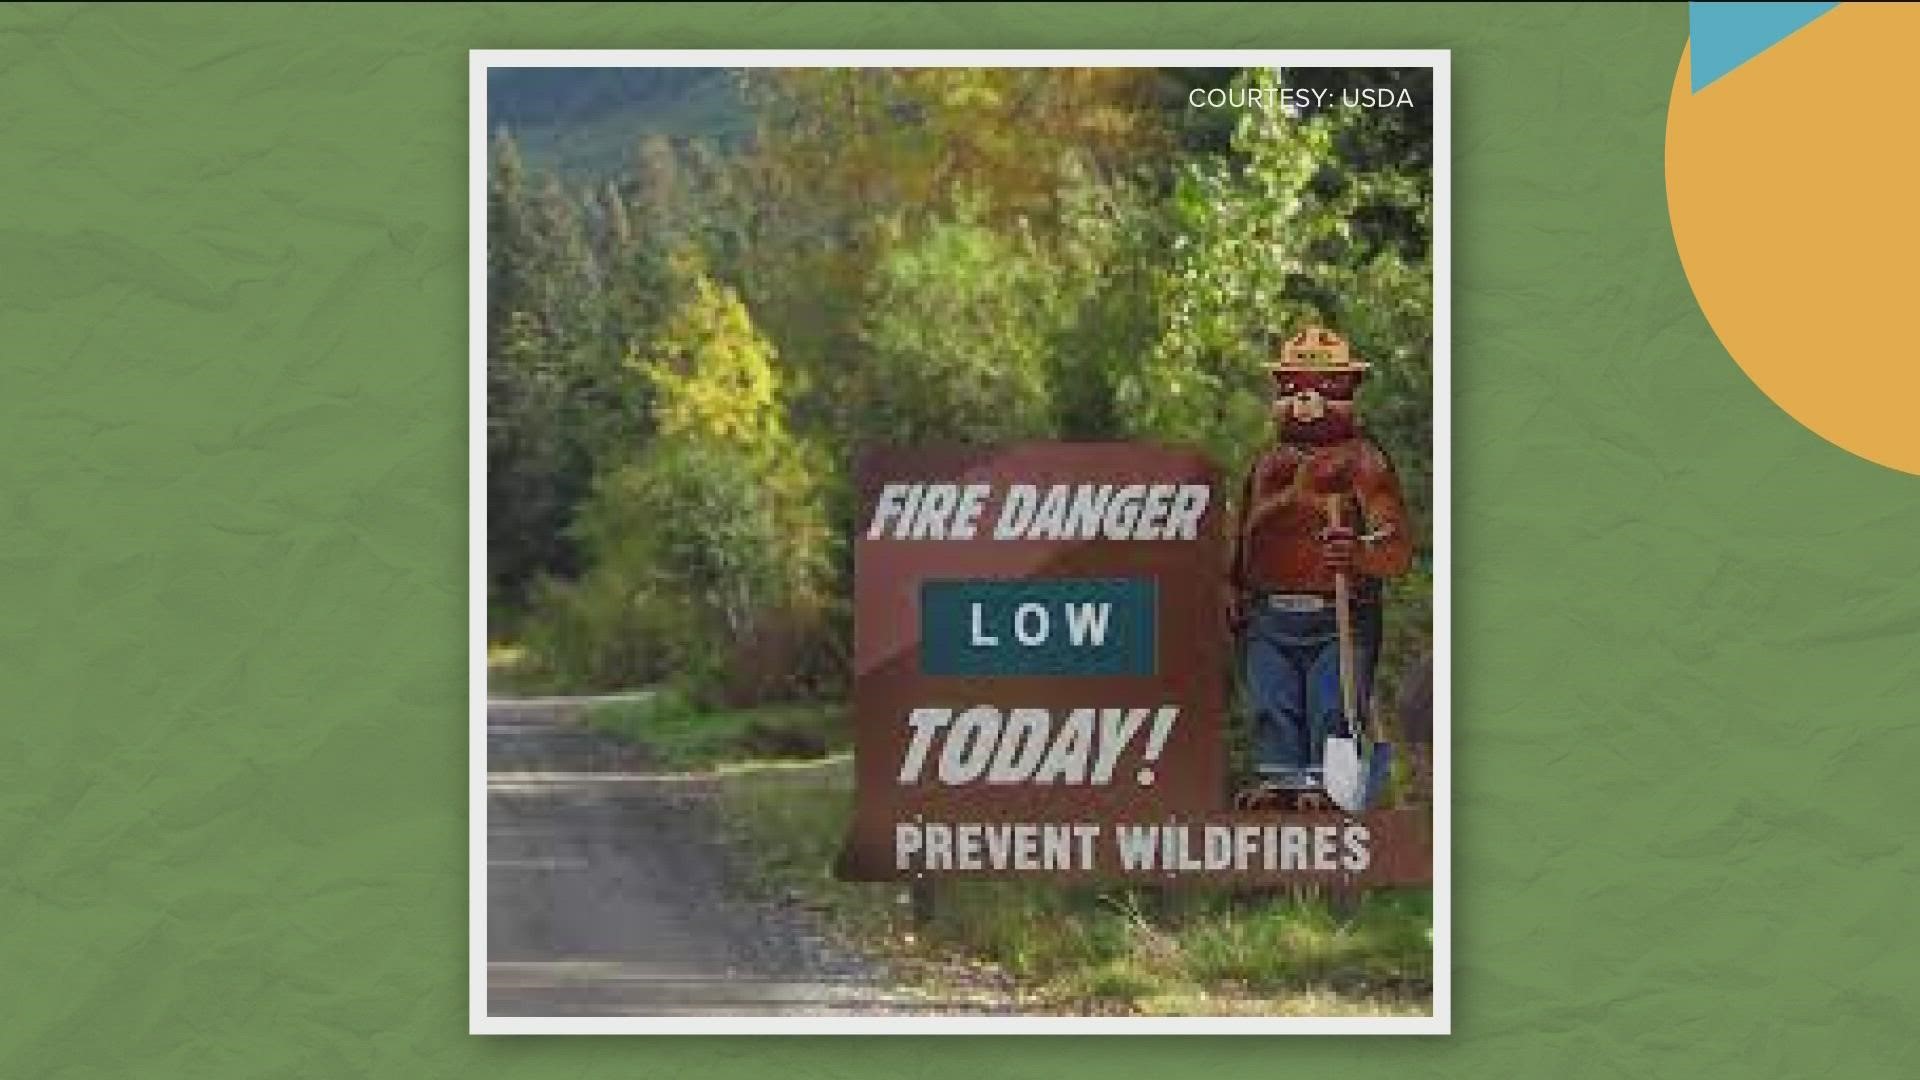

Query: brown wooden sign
<box><xmin>836</xmin><ymin>443</ymin><xmax>1431</xmax><ymax>886</ymax></box>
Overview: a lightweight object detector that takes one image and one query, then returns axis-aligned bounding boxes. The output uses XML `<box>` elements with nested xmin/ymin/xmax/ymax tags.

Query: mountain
<box><xmin>486</xmin><ymin>68</ymin><xmax>751</xmax><ymax>178</ymax></box>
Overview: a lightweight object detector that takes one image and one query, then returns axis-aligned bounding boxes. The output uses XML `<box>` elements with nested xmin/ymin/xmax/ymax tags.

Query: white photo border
<box><xmin>469</xmin><ymin>47</ymin><xmax>1452</xmax><ymax>1036</ymax></box>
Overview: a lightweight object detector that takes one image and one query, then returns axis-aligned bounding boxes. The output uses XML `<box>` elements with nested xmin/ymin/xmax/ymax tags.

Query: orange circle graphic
<box><xmin>1667</xmin><ymin>4</ymin><xmax>1920</xmax><ymax>474</ymax></box>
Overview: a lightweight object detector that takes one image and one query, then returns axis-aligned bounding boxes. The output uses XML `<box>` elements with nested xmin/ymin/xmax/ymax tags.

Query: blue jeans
<box><xmin>1242</xmin><ymin>600</ymin><xmax>1382</xmax><ymax>790</ymax></box>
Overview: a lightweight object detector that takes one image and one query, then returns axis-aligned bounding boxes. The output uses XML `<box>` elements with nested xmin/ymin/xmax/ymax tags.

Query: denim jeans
<box><xmin>1242</xmin><ymin>600</ymin><xmax>1382</xmax><ymax>790</ymax></box>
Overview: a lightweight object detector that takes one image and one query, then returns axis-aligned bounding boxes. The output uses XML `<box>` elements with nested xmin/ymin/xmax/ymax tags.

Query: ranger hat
<box><xmin>1267</xmin><ymin>326</ymin><xmax>1370</xmax><ymax>373</ymax></box>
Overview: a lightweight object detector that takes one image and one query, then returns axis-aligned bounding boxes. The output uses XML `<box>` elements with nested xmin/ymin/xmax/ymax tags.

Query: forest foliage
<box><xmin>488</xmin><ymin>67</ymin><xmax>1434</xmax><ymax>704</ymax></box>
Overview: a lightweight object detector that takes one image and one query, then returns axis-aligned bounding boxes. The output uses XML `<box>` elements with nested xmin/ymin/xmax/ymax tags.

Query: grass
<box><xmin>712</xmin><ymin>754</ymin><xmax>1433</xmax><ymax>1016</ymax></box>
<box><xmin>584</xmin><ymin>692</ymin><xmax>849</xmax><ymax>772</ymax></box>
<box><xmin>580</xmin><ymin>694</ymin><xmax>1432</xmax><ymax>1015</ymax></box>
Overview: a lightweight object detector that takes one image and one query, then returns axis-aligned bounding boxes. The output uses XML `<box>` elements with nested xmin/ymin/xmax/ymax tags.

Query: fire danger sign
<box><xmin>836</xmin><ymin>443</ymin><xmax>1430</xmax><ymax>885</ymax></box>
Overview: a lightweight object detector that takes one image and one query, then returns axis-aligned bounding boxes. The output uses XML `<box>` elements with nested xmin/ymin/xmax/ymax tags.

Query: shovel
<box><xmin>1322</xmin><ymin>495</ymin><xmax>1392</xmax><ymax>815</ymax></box>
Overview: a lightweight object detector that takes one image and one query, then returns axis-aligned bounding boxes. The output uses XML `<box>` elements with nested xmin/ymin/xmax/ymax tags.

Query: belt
<box><xmin>1256</xmin><ymin>591</ymin><xmax>1380</xmax><ymax>613</ymax></box>
<box><xmin>1260</xmin><ymin>592</ymin><xmax>1335</xmax><ymax>613</ymax></box>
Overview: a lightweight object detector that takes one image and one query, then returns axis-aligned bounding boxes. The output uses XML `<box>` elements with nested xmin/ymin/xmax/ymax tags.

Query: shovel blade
<box><xmin>1324</xmin><ymin>736</ymin><xmax>1365</xmax><ymax>814</ymax></box>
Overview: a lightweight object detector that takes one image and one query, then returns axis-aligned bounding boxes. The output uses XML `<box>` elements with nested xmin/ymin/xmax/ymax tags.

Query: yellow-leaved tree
<box><xmin>528</xmin><ymin>270</ymin><xmax>835</xmax><ymax>702</ymax></box>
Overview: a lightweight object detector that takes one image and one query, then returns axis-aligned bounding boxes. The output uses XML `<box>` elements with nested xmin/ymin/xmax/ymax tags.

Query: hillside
<box><xmin>486</xmin><ymin>67</ymin><xmax>751</xmax><ymax>178</ymax></box>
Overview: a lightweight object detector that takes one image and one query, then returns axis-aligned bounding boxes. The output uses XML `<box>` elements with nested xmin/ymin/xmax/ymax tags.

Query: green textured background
<box><xmin>5</xmin><ymin>2</ymin><xmax>1917</xmax><ymax>1075</ymax></box>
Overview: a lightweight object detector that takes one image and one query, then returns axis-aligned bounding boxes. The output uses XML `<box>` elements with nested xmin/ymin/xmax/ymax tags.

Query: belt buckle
<box><xmin>1266</xmin><ymin>593</ymin><xmax>1326</xmax><ymax>614</ymax></box>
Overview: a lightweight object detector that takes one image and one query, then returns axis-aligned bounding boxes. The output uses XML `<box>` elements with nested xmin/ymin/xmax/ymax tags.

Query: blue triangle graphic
<box><xmin>1691</xmin><ymin>2</ymin><xmax>1840</xmax><ymax>92</ymax></box>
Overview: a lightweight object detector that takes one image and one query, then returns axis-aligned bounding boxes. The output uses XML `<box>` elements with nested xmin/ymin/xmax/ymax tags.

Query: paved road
<box><xmin>485</xmin><ymin>697</ymin><xmax>907</xmax><ymax>1017</ymax></box>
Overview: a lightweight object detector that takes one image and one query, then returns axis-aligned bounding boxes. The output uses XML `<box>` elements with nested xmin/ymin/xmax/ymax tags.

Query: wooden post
<box><xmin>909</xmin><ymin>880</ymin><xmax>937</xmax><ymax>929</ymax></box>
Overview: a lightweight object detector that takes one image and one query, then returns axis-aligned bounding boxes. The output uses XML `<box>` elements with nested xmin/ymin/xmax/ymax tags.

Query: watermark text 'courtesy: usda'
<box><xmin>1187</xmin><ymin>86</ymin><xmax>1415</xmax><ymax>109</ymax></box>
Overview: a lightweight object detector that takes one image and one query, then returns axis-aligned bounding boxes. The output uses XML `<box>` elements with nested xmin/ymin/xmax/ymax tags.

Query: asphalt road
<box><xmin>484</xmin><ymin>697</ymin><xmax>906</xmax><ymax>1017</ymax></box>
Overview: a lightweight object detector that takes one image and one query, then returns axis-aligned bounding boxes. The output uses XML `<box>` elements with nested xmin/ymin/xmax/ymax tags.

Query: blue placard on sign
<box><xmin>920</xmin><ymin>578</ymin><xmax>1157</xmax><ymax>677</ymax></box>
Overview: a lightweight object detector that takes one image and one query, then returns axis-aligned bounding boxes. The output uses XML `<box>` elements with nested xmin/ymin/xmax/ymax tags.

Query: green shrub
<box><xmin>524</xmin><ymin>274</ymin><xmax>837</xmax><ymax>700</ymax></box>
<box><xmin>523</xmin><ymin>438</ymin><xmax>832</xmax><ymax>697</ymax></box>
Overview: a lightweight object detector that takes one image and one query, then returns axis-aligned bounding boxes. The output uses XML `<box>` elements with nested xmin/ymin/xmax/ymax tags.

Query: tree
<box><xmin>487</xmin><ymin>135</ymin><xmax>605</xmax><ymax>607</ymax></box>
<box><xmin>838</xmin><ymin>205</ymin><xmax>1059</xmax><ymax>451</ymax></box>
<box><xmin>1123</xmin><ymin>67</ymin><xmax>1433</xmax><ymax>520</ymax></box>
<box><xmin>734</xmin><ymin>68</ymin><xmax>1186</xmax><ymax>439</ymax></box>
<box><xmin>525</xmin><ymin>274</ymin><xmax>835</xmax><ymax>700</ymax></box>
<box><xmin>487</xmin><ymin>134</ymin><xmax>666</xmax><ymax>611</ymax></box>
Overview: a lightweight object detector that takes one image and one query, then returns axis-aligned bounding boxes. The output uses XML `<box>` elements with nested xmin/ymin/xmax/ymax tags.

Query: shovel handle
<box><xmin>1326</xmin><ymin>495</ymin><xmax>1361</xmax><ymax>735</ymax></box>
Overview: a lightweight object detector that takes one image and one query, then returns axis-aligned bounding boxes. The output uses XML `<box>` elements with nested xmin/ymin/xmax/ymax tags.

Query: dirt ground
<box><xmin>485</xmin><ymin>697</ymin><xmax>944</xmax><ymax>1017</ymax></box>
